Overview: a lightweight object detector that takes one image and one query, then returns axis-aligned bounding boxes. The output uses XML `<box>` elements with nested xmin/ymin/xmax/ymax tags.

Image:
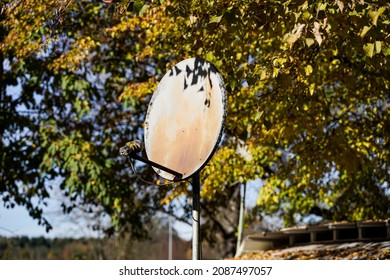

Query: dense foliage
<box><xmin>1</xmin><ymin>0</ymin><xmax>389</xmax><ymax>257</ymax></box>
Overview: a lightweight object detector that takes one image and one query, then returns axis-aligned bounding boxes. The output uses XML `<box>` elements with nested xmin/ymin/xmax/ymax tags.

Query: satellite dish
<box><xmin>144</xmin><ymin>58</ymin><xmax>227</xmax><ymax>181</ymax></box>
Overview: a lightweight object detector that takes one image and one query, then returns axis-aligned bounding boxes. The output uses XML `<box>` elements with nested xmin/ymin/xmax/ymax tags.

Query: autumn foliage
<box><xmin>1</xmin><ymin>0</ymin><xmax>389</xmax><ymax>257</ymax></box>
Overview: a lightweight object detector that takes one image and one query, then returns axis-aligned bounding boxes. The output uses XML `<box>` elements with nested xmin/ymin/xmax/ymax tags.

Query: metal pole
<box><xmin>192</xmin><ymin>172</ymin><xmax>201</xmax><ymax>260</ymax></box>
<box><xmin>236</xmin><ymin>182</ymin><xmax>246</xmax><ymax>255</ymax></box>
<box><xmin>168</xmin><ymin>216</ymin><xmax>172</xmax><ymax>260</ymax></box>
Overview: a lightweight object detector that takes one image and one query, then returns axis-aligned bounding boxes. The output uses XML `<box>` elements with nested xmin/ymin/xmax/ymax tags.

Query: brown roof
<box><xmin>232</xmin><ymin>241</ymin><xmax>390</xmax><ymax>260</ymax></box>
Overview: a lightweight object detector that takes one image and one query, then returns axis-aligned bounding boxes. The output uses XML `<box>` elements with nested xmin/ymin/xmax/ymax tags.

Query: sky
<box><xmin>0</xmin><ymin>195</ymin><xmax>193</xmax><ymax>240</ymax></box>
<box><xmin>0</xmin><ymin>185</ymin><xmax>106</xmax><ymax>239</ymax></box>
<box><xmin>0</xmin><ymin>203</ymin><xmax>194</xmax><ymax>240</ymax></box>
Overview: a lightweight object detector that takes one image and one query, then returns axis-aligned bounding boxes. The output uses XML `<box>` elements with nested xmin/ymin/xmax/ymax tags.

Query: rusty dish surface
<box><xmin>144</xmin><ymin>58</ymin><xmax>227</xmax><ymax>181</ymax></box>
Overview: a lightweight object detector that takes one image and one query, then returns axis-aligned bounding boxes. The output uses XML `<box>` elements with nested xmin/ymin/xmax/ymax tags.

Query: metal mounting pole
<box><xmin>236</xmin><ymin>182</ymin><xmax>246</xmax><ymax>255</ymax></box>
<box><xmin>192</xmin><ymin>172</ymin><xmax>201</xmax><ymax>260</ymax></box>
<box><xmin>168</xmin><ymin>215</ymin><xmax>172</xmax><ymax>260</ymax></box>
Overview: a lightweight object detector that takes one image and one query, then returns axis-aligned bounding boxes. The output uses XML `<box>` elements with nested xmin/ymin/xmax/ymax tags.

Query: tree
<box><xmin>0</xmin><ymin>0</ymin><xmax>172</xmax><ymax>238</ymax></box>
<box><xmin>1</xmin><ymin>0</ymin><xmax>389</xmax><ymax>259</ymax></box>
<box><xmin>109</xmin><ymin>0</ymin><xmax>390</xmax><ymax>249</ymax></box>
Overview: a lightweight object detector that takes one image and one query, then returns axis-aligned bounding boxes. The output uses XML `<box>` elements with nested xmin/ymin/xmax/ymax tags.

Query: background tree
<box><xmin>1</xmin><ymin>0</ymin><xmax>389</xmax><ymax>258</ymax></box>
<box><xmin>0</xmin><ymin>0</ymin><xmax>174</xmax><ymax>238</ymax></box>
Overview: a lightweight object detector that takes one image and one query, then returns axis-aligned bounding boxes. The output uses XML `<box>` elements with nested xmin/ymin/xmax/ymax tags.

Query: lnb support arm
<box><xmin>120</xmin><ymin>141</ymin><xmax>183</xmax><ymax>180</ymax></box>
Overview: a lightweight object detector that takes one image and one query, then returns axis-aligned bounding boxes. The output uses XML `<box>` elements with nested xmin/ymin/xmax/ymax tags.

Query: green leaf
<box><xmin>139</xmin><ymin>4</ymin><xmax>150</xmax><ymax>16</ymax></box>
<box><xmin>209</xmin><ymin>15</ymin><xmax>223</xmax><ymax>24</ymax></box>
<box><xmin>134</xmin><ymin>0</ymin><xmax>144</xmax><ymax>14</ymax></box>
<box><xmin>61</xmin><ymin>76</ymin><xmax>69</xmax><ymax>90</ymax></box>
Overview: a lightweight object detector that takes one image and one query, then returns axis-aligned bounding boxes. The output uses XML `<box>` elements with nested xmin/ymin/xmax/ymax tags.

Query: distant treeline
<box><xmin>0</xmin><ymin>234</ymin><xmax>218</xmax><ymax>260</ymax></box>
<box><xmin>0</xmin><ymin>235</ymin><xmax>191</xmax><ymax>260</ymax></box>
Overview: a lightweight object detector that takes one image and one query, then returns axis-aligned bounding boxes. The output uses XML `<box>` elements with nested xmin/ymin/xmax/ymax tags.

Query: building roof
<box><xmin>235</xmin><ymin>220</ymin><xmax>390</xmax><ymax>259</ymax></box>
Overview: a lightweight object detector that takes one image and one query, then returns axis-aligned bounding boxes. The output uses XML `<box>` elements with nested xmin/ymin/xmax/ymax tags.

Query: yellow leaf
<box><xmin>284</xmin><ymin>23</ymin><xmax>306</xmax><ymax>47</ymax></box>
<box><xmin>273</xmin><ymin>67</ymin><xmax>280</xmax><ymax>77</ymax></box>
<box><xmin>299</xmin><ymin>1</ymin><xmax>308</xmax><ymax>11</ymax></box>
<box><xmin>316</xmin><ymin>3</ymin><xmax>327</xmax><ymax>12</ymax></box>
<box><xmin>284</xmin><ymin>33</ymin><xmax>299</xmax><ymax>46</ymax></box>
<box><xmin>260</xmin><ymin>69</ymin><xmax>268</xmax><ymax>80</ymax></box>
<box><xmin>304</xmin><ymin>65</ymin><xmax>313</xmax><ymax>76</ymax></box>
<box><xmin>112</xmin><ymin>197</ymin><xmax>118</xmax><ymax>208</ymax></box>
<box><xmin>375</xmin><ymin>41</ymin><xmax>382</xmax><ymax>54</ymax></box>
<box><xmin>273</xmin><ymin>57</ymin><xmax>287</xmax><ymax>68</ymax></box>
<box><xmin>360</xmin><ymin>26</ymin><xmax>371</xmax><ymax>38</ymax></box>
<box><xmin>73</xmin><ymin>153</ymin><xmax>81</xmax><ymax>160</ymax></box>
<box><xmin>309</xmin><ymin>83</ymin><xmax>315</xmax><ymax>95</ymax></box>
<box><xmin>305</xmin><ymin>38</ymin><xmax>315</xmax><ymax>47</ymax></box>
<box><xmin>369</xmin><ymin>7</ymin><xmax>386</xmax><ymax>26</ymax></box>
<box><xmin>189</xmin><ymin>15</ymin><xmax>197</xmax><ymax>25</ymax></box>
<box><xmin>363</xmin><ymin>43</ymin><xmax>375</xmax><ymax>58</ymax></box>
